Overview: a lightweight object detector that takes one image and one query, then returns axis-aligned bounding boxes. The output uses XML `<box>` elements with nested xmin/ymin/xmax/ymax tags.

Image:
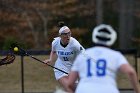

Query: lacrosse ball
<box><xmin>14</xmin><ymin>47</ymin><xmax>19</xmax><ymax>52</ymax></box>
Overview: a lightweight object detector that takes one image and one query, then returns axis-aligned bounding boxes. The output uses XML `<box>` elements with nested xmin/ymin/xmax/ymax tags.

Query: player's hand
<box><xmin>44</xmin><ymin>59</ymin><xmax>51</xmax><ymax>64</ymax></box>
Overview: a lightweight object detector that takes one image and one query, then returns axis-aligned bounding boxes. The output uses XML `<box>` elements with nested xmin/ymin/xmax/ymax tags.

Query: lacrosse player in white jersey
<box><xmin>44</xmin><ymin>22</ymin><xmax>85</xmax><ymax>91</ymax></box>
<box><xmin>67</xmin><ymin>24</ymin><xmax>140</xmax><ymax>93</ymax></box>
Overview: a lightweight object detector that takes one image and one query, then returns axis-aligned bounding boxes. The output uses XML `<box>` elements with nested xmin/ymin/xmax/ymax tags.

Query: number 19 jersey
<box><xmin>71</xmin><ymin>46</ymin><xmax>128</xmax><ymax>93</ymax></box>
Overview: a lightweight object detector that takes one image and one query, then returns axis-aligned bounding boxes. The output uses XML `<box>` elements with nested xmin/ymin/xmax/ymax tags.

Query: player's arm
<box><xmin>72</xmin><ymin>37</ymin><xmax>85</xmax><ymax>53</ymax></box>
<box><xmin>74</xmin><ymin>41</ymin><xmax>85</xmax><ymax>54</ymax></box>
<box><xmin>45</xmin><ymin>50</ymin><xmax>57</xmax><ymax>65</ymax></box>
<box><xmin>119</xmin><ymin>64</ymin><xmax>140</xmax><ymax>93</ymax></box>
<box><xmin>44</xmin><ymin>39</ymin><xmax>57</xmax><ymax>65</ymax></box>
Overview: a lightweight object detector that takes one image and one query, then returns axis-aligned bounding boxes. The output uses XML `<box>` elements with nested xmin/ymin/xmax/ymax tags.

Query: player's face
<box><xmin>60</xmin><ymin>29</ymin><xmax>71</xmax><ymax>45</ymax></box>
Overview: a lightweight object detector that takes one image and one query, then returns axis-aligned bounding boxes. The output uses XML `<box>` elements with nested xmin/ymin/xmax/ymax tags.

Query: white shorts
<box><xmin>54</xmin><ymin>60</ymin><xmax>71</xmax><ymax>80</ymax></box>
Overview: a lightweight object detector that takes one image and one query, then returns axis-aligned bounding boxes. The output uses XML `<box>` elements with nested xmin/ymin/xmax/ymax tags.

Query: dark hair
<box><xmin>58</xmin><ymin>21</ymin><xmax>65</xmax><ymax>28</ymax></box>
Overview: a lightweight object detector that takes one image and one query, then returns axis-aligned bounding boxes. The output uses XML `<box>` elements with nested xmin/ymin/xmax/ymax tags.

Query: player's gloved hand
<box><xmin>44</xmin><ymin>59</ymin><xmax>51</xmax><ymax>65</ymax></box>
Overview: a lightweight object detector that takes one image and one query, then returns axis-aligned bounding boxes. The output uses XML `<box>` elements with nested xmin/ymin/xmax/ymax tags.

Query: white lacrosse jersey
<box><xmin>52</xmin><ymin>37</ymin><xmax>85</xmax><ymax>80</ymax></box>
<box><xmin>72</xmin><ymin>46</ymin><xmax>128</xmax><ymax>93</ymax></box>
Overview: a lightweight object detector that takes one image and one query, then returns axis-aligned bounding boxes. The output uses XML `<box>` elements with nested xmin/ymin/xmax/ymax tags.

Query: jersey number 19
<box><xmin>87</xmin><ymin>58</ymin><xmax>107</xmax><ymax>77</ymax></box>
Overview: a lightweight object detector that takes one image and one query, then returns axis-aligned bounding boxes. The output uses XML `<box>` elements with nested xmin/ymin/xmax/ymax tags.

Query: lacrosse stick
<box><xmin>0</xmin><ymin>53</ymin><xmax>15</xmax><ymax>66</ymax></box>
<box><xmin>12</xmin><ymin>46</ymin><xmax>68</xmax><ymax>74</ymax></box>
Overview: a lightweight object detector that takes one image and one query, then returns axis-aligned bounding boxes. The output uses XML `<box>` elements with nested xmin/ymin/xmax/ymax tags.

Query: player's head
<box><xmin>58</xmin><ymin>21</ymin><xmax>71</xmax><ymax>35</ymax></box>
<box><xmin>92</xmin><ymin>24</ymin><xmax>117</xmax><ymax>46</ymax></box>
<box><xmin>58</xmin><ymin>21</ymin><xmax>71</xmax><ymax>45</ymax></box>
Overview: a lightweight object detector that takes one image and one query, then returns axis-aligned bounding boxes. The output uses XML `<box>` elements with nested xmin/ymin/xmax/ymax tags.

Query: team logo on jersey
<box><xmin>57</xmin><ymin>51</ymin><xmax>74</xmax><ymax>55</ymax></box>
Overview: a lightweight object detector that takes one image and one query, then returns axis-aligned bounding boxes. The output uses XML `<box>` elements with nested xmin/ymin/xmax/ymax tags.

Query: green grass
<box><xmin>0</xmin><ymin>55</ymin><xmax>139</xmax><ymax>92</ymax></box>
<box><xmin>0</xmin><ymin>55</ymin><xmax>60</xmax><ymax>92</ymax></box>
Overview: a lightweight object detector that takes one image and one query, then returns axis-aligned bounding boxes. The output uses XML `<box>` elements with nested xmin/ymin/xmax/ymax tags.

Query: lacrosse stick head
<box><xmin>0</xmin><ymin>53</ymin><xmax>15</xmax><ymax>66</ymax></box>
<box><xmin>10</xmin><ymin>43</ymin><xmax>26</xmax><ymax>56</ymax></box>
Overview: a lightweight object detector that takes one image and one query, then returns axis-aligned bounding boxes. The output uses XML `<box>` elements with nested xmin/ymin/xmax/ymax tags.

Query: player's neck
<box><xmin>60</xmin><ymin>41</ymin><xmax>68</xmax><ymax>48</ymax></box>
<box><xmin>94</xmin><ymin>43</ymin><xmax>109</xmax><ymax>48</ymax></box>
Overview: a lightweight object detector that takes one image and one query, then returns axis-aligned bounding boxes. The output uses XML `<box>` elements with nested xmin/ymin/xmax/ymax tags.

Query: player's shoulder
<box><xmin>70</xmin><ymin>37</ymin><xmax>77</xmax><ymax>41</ymax></box>
<box><xmin>107</xmin><ymin>48</ymin><xmax>122</xmax><ymax>55</ymax></box>
<box><xmin>83</xmin><ymin>47</ymin><xmax>94</xmax><ymax>55</ymax></box>
<box><xmin>52</xmin><ymin>37</ymin><xmax>60</xmax><ymax>46</ymax></box>
<box><xmin>113</xmin><ymin>49</ymin><xmax>124</xmax><ymax>57</ymax></box>
<box><xmin>70</xmin><ymin>37</ymin><xmax>80</xmax><ymax>44</ymax></box>
<box><xmin>85</xmin><ymin>46</ymin><xmax>121</xmax><ymax>54</ymax></box>
<box><xmin>104</xmin><ymin>47</ymin><xmax>124</xmax><ymax>57</ymax></box>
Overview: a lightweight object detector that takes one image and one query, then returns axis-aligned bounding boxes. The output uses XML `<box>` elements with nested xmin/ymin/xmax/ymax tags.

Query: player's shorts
<box><xmin>54</xmin><ymin>60</ymin><xmax>71</xmax><ymax>80</ymax></box>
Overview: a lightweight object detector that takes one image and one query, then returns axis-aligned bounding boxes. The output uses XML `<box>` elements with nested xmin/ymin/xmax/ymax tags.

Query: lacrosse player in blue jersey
<box><xmin>67</xmin><ymin>24</ymin><xmax>140</xmax><ymax>93</ymax></box>
<box><xmin>44</xmin><ymin>22</ymin><xmax>85</xmax><ymax>91</ymax></box>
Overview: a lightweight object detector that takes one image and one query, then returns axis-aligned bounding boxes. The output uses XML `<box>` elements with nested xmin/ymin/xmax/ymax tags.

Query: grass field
<box><xmin>0</xmin><ymin>55</ymin><xmax>139</xmax><ymax>93</ymax></box>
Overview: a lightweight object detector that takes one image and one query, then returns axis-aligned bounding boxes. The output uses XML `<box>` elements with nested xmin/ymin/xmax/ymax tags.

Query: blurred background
<box><xmin>0</xmin><ymin>0</ymin><xmax>140</xmax><ymax>51</ymax></box>
<box><xmin>0</xmin><ymin>0</ymin><xmax>140</xmax><ymax>93</ymax></box>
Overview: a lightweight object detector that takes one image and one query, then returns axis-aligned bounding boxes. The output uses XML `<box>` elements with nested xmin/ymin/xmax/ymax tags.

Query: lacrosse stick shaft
<box><xmin>20</xmin><ymin>48</ymin><xmax>68</xmax><ymax>74</ymax></box>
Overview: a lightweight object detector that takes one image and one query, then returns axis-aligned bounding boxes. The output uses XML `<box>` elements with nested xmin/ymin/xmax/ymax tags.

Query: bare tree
<box><xmin>96</xmin><ymin>0</ymin><xmax>103</xmax><ymax>25</ymax></box>
<box><xmin>119</xmin><ymin>0</ymin><xmax>134</xmax><ymax>49</ymax></box>
<box><xmin>36</xmin><ymin>8</ymin><xmax>48</xmax><ymax>39</ymax></box>
<box><xmin>22</xmin><ymin>12</ymin><xmax>39</xmax><ymax>48</ymax></box>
